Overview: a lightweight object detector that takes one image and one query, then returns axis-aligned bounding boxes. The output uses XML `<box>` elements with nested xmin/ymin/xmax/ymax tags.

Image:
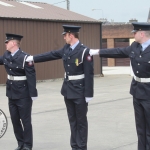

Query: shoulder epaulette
<box><xmin>81</xmin><ymin>44</ymin><xmax>86</xmax><ymax>48</ymax></box>
<box><xmin>21</xmin><ymin>50</ymin><xmax>28</xmax><ymax>56</ymax></box>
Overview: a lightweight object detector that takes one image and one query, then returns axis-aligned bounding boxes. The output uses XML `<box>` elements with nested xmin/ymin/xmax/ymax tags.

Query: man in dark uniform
<box><xmin>0</xmin><ymin>33</ymin><xmax>38</xmax><ymax>150</ymax></box>
<box><xmin>26</xmin><ymin>25</ymin><xmax>94</xmax><ymax>150</ymax></box>
<box><xmin>90</xmin><ymin>22</ymin><xmax>150</xmax><ymax>150</ymax></box>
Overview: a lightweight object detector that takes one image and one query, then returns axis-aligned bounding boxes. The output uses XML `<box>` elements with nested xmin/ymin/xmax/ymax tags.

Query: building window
<box><xmin>102</xmin><ymin>39</ymin><xmax>107</xmax><ymax>66</ymax></box>
<box><xmin>114</xmin><ymin>38</ymin><xmax>130</xmax><ymax>66</ymax></box>
<box><xmin>114</xmin><ymin>38</ymin><xmax>129</xmax><ymax>47</ymax></box>
<box><xmin>102</xmin><ymin>39</ymin><xmax>107</xmax><ymax>48</ymax></box>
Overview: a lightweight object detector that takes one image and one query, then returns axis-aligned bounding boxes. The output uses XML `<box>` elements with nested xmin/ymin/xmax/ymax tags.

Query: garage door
<box><xmin>114</xmin><ymin>39</ymin><xmax>130</xmax><ymax>66</ymax></box>
<box><xmin>102</xmin><ymin>39</ymin><xmax>107</xmax><ymax>66</ymax></box>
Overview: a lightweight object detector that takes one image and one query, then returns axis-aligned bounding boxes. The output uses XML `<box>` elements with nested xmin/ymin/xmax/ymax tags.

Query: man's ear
<box><xmin>70</xmin><ymin>33</ymin><xmax>74</xmax><ymax>38</ymax></box>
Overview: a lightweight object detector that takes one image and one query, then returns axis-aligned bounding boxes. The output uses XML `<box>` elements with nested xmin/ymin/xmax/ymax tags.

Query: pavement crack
<box><xmin>90</xmin><ymin>97</ymin><xmax>132</xmax><ymax>106</ymax></box>
<box><xmin>31</xmin><ymin>97</ymin><xmax>132</xmax><ymax>115</ymax></box>
<box><xmin>5</xmin><ymin>97</ymin><xmax>132</xmax><ymax>118</ymax></box>
<box><xmin>111</xmin><ymin>141</ymin><xmax>137</xmax><ymax>149</ymax></box>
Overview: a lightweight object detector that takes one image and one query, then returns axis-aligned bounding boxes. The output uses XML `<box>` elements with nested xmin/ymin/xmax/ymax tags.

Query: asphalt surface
<box><xmin>0</xmin><ymin>67</ymin><xmax>138</xmax><ymax>150</ymax></box>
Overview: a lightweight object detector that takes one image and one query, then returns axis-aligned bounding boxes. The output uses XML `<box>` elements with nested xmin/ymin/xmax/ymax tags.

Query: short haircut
<box><xmin>13</xmin><ymin>40</ymin><xmax>21</xmax><ymax>47</ymax></box>
<box><xmin>70</xmin><ymin>32</ymin><xmax>79</xmax><ymax>39</ymax></box>
<box><xmin>144</xmin><ymin>31</ymin><xmax>150</xmax><ymax>37</ymax></box>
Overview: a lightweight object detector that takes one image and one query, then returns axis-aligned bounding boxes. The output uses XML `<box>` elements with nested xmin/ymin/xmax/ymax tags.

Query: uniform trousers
<box><xmin>8</xmin><ymin>97</ymin><xmax>33</xmax><ymax>148</ymax></box>
<box><xmin>133</xmin><ymin>97</ymin><xmax>150</xmax><ymax>150</ymax></box>
<box><xmin>64</xmin><ymin>97</ymin><xmax>88</xmax><ymax>150</ymax></box>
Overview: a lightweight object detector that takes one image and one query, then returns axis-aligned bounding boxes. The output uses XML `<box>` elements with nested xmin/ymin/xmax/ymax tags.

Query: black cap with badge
<box><xmin>132</xmin><ymin>22</ymin><xmax>150</xmax><ymax>33</ymax></box>
<box><xmin>5</xmin><ymin>33</ymin><xmax>23</xmax><ymax>43</ymax></box>
<box><xmin>62</xmin><ymin>25</ymin><xmax>81</xmax><ymax>35</ymax></box>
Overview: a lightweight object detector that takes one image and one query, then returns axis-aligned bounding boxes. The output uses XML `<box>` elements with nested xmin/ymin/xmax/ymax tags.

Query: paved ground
<box><xmin>0</xmin><ymin>67</ymin><xmax>138</xmax><ymax>150</ymax></box>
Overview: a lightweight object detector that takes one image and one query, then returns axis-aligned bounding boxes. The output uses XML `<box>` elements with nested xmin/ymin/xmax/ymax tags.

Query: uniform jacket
<box><xmin>100</xmin><ymin>41</ymin><xmax>150</xmax><ymax>100</ymax></box>
<box><xmin>0</xmin><ymin>49</ymin><xmax>38</xmax><ymax>99</ymax></box>
<box><xmin>34</xmin><ymin>42</ymin><xmax>94</xmax><ymax>99</ymax></box>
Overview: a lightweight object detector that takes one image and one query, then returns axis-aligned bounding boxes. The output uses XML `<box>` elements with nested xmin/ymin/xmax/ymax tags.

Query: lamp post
<box><xmin>66</xmin><ymin>0</ymin><xmax>70</xmax><ymax>10</ymax></box>
<box><xmin>52</xmin><ymin>0</ymin><xmax>70</xmax><ymax>10</ymax></box>
<box><xmin>92</xmin><ymin>8</ymin><xmax>104</xmax><ymax>18</ymax></box>
<box><xmin>92</xmin><ymin>8</ymin><xmax>104</xmax><ymax>76</ymax></box>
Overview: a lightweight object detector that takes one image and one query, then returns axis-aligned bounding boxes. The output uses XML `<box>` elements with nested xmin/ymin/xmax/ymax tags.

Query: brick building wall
<box><xmin>102</xmin><ymin>24</ymin><xmax>134</xmax><ymax>66</ymax></box>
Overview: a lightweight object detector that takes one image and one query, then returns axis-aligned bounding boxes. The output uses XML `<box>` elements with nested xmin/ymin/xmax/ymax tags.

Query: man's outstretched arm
<box><xmin>26</xmin><ymin>48</ymin><xmax>64</xmax><ymax>63</ymax></box>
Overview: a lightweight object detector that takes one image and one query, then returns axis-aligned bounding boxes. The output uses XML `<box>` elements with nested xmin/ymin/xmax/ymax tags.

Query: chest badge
<box><xmin>75</xmin><ymin>58</ymin><xmax>79</xmax><ymax>66</ymax></box>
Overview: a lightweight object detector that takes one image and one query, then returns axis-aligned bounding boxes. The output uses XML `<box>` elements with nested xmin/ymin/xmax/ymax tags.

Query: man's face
<box><xmin>133</xmin><ymin>31</ymin><xmax>144</xmax><ymax>43</ymax></box>
<box><xmin>63</xmin><ymin>33</ymin><xmax>72</xmax><ymax>44</ymax></box>
<box><xmin>5</xmin><ymin>40</ymin><xmax>16</xmax><ymax>51</ymax></box>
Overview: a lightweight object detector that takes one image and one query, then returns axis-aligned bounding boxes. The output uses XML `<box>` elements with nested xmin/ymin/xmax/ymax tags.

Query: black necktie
<box><xmin>68</xmin><ymin>47</ymin><xmax>72</xmax><ymax>55</ymax></box>
<box><xmin>9</xmin><ymin>53</ymin><xmax>13</xmax><ymax>61</ymax></box>
<box><xmin>140</xmin><ymin>45</ymin><xmax>143</xmax><ymax>54</ymax></box>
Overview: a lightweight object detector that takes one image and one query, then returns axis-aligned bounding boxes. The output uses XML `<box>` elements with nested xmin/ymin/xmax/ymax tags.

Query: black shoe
<box><xmin>22</xmin><ymin>147</ymin><xmax>32</xmax><ymax>150</ymax></box>
<box><xmin>15</xmin><ymin>145</ymin><xmax>23</xmax><ymax>150</ymax></box>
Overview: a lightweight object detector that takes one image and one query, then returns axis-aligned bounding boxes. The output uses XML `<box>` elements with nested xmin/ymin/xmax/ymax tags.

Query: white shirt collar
<box><xmin>141</xmin><ymin>39</ymin><xmax>150</xmax><ymax>51</ymax></box>
<box><xmin>11</xmin><ymin>49</ymin><xmax>19</xmax><ymax>56</ymax></box>
<box><xmin>70</xmin><ymin>40</ymin><xmax>79</xmax><ymax>50</ymax></box>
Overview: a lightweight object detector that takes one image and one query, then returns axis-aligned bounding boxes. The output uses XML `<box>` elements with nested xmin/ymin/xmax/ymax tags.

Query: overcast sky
<box><xmin>29</xmin><ymin>0</ymin><xmax>150</xmax><ymax>22</ymax></box>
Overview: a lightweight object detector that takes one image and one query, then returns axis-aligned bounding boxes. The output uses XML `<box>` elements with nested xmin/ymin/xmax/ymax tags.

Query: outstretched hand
<box><xmin>89</xmin><ymin>49</ymin><xmax>100</xmax><ymax>56</ymax></box>
<box><xmin>26</xmin><ymin>56</ymin><xmax>33</xmax><ymax>62</ymax></box>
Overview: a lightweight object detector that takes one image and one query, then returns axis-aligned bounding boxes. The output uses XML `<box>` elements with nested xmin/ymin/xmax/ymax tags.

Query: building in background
<box><xmin>100</xmin><ymin>8</ymin><xmax>150</xmax><ymax>67</ymax></box>
<box><xmin>101</xmin><ymin>23</ymin><xmax>134</xmax><ymax>66</ymax></box>
<box><xmin>0</xmin><ymin>0</ymin><xmax>102</xmax><ymax>84</ymax></box>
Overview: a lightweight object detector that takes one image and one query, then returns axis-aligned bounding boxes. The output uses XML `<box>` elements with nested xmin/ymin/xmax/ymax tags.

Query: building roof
<box><xmin>0</xmin><ymin>0</ymin><xmax>100</xmax><ymax>23</ymax></box>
